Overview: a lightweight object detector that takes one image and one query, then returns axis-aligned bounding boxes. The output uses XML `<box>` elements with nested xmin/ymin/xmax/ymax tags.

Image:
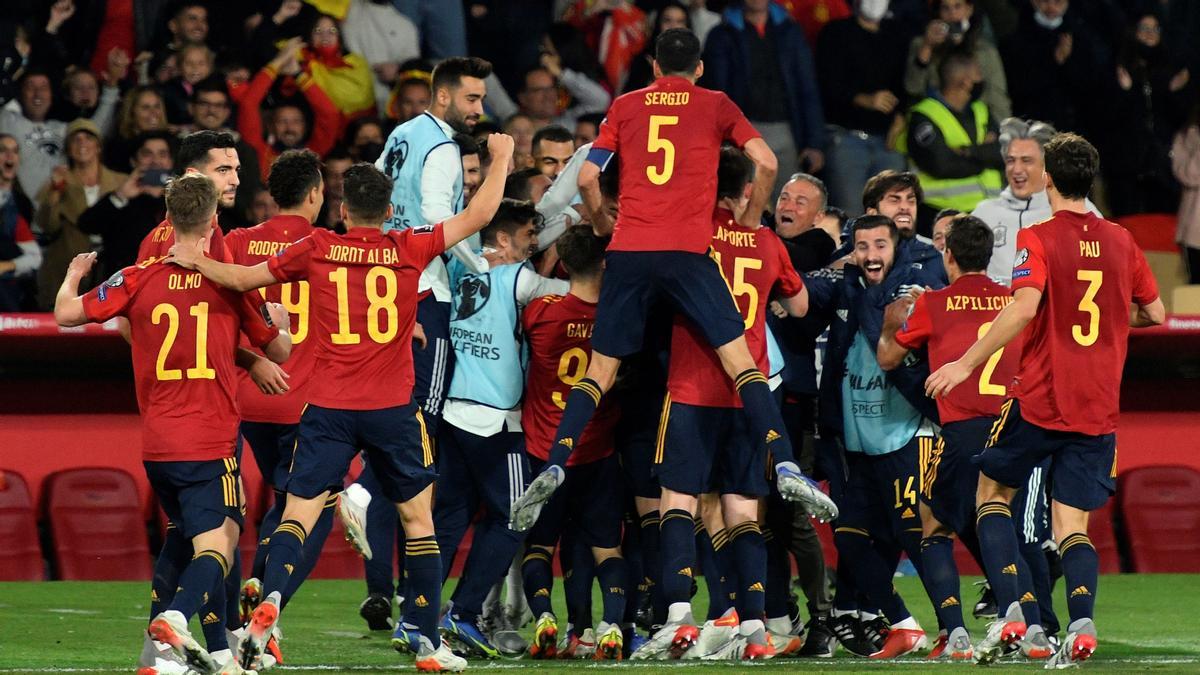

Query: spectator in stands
<box><xmin>343</xmin><ymin>116</ymin><xmax>387</xmax><ymax>163</ymax></box>
<box><xmin>563</xmin><ymin>0</ymin><xmax>647</xmax><ymax>90</ymax></box>
<box><xmin>0</xmin><ymin>133</ymin><xmax>41</xmax><ymax>310</ymax></box>
<box><xmin>35</xmin><ymin>119</ymin><xmax>126</xmax><ymax>309</ymax></box>
<box><xmin>341</xmin><ymin>0</ymin><xmax>421</xmax><ymax>114</ymax></box>
<box><xmin>504</xmin><ymin>113</ymin><xmax>536</xmax><ymax>171</ymax></box>
<box><xmin>904</xmin><ymin>51</ymin><xmax>1002</xmax><ymax>224</ymax></box>
<box><xmin>237</xmin><ymin>39</ymin><xmax>340</xmax><ymax>182</ymax></box>
<box><xmin>77</xmin><ymin>130</ymin><xmax>173</xmax><ymax>281</ymax></box>
<box><xmin>624</xmin><ymin>2</ymin><xmax>691</xmax><ymax>93</ymax></box>
<box><xmin>386</xmin><ymin>63</ymin><xmax>432</xmax><ymax>122</ymax></box>
<box><xmin>391</xmin><ymin>0</ymin><xmax>468</xmax><ymax>58</ymax></box>
<box><xmin>0</xmin><ymin>70</ymin><xmax>69</xmax><ymax>201</ymax></box>
<box><xmin>157</xmin><ymin>0</ymin><xmax>208</xmax><ymax>54</ymax></box>
<box><xmin>1171</xmin><ymin>100</ymin><xmax>1200</xmax><ymax>283</ymax></box>
<box><xmin>930</xmin><ymin>207</ymin><xmax>959</xmax><ymax>252</ymax></box>
<box><xmin>779</xmin><ymin>0</ymin><xmax>852</xmax><ymax>45</ymax></box>
<box><xmin>702</xmin><ymin>0</ymin><xmax>825</xmax><ymax>196</ymax></box>
<box><xmin>245</xmin><ymin>186</ymin><xmax>279</xmax><ymax>225</ymax></box>
<box><xmin>516</xmin><ymin>60</ymin><xmax>611</xmax><ymax>132</ymax></box>
<box><xmin>816</xmin><ymin>0</ymin><xmax>909</xmax><ymax>216</ymax></box>
<box><xmin>53</xmin><ymin>68</ymin><xmax>121</xmax><ymax>140</ymax></box>
<box><xmin>905</xmin><ymin>0</ymin><xmax>1011</xmax><ymax>121</ymax></box>
<box><xmin>161</xmin><ymin>43</ymin><xmax>214</xmax><ymax>125</ymax></box>
<box><xmin>302</xmin><ymin>13</ymin><xmax>376</xmax><ymax>121</ymax></box>
<box><xmin>181</xmin><ymin>77</ymin><xmax>262</xmax><ymax>230</ymax></box>
<box><xmin>318</xmin><ymin>144</ymin><xmax>352</xmax><ymax>233</ymax></box>
<box><xmin>104</xmin><ymin>86</ymin><xmax>167</xmax><ymax>172</ymax></box>
<box><xmin>531</xmin><ymin>125</ymin><xmax>574</xmax><ymax>180</ymax></box>
<box><xmin>573</xmin><ymin>112</ymin><xmax>603</xmax><ymax>148</ymax></box>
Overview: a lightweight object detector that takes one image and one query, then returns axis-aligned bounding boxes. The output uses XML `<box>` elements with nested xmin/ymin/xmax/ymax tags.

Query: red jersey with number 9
<box><xmin>80</xmin><ymin>259</ymin><xmax>279</xmax><ymax>461</ymax></box>
<box><xmin>592</xmin><ymin>76</ymin><xmax>761</xmax><ymax>254</ymax></box>
<box><xmin>895</xmin><ymin>274</ymin><xmax>1021</xmax><ymax>424</ymax></box>
<box><xmin>268</xmin><ymin>224</ymin><xmax>445</xmax><ymax>410</ymax></box>
<box><xmin>1009</xmin><ymin>211</ymin><xmax>1159</xmax><ymax>435</ymax></box>
<box><xmin>522</xmin><ymin>293</ymin><xmax>619</xmax><ymax>465</ymax></box>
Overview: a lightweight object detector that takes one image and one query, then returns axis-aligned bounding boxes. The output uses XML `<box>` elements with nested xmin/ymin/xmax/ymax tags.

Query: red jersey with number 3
<box><xmin>592</xmin><ymin>76</ymin><xmax>760</xmax><ymax>253</ymax></box>
<box><xmin>667</xmin><ymin>212</ymin><xmax>804</xmax><ymax>407</ymax></box>
<box><xmin>80</xmin><ymin>259</ymin><xmax>279</xmax><ymax>461</ymax></box>
<box><xmin>268</xmin><ymin>224</ymin><xmax>444</xmax><ymax>410</ymax></box>
<box><xmin>1010</xmin><ymin>211</ymin><xmax>1159</xmax><ymax>435</ymax></box>
<box><xmin>895</xmin><ymin>274</ymin><xmax>1021</xmax><ymax>424</ymax></box>
<box><xmin>522</xmin><ymin>293</ymin><xmax>619</xmax><ymax>465</ymax></box>
<box><xmin>225</xmin><ymin>215</ymin><xmax>316</xmax><ymax>423</ymax></box>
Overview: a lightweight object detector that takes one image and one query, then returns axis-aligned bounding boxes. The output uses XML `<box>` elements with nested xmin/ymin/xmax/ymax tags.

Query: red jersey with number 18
<box><xmin>592</xmin><ymin>76</ymin><xmax>760</xmax><ymax>254</ymax></box>
<box><xmin>80</xmin><ymin>259</ymin><xmax>279</xmax><ymax>461</ymax></box>
<box><xmin>267</xmin><ymin>224</ymin><xmax>445</xmax><ymax>410</ymax></box>
<box><xmin>1009</xmin><ymin>211</ymin><xmax>1159</xmax><ymax>435</ymax></box>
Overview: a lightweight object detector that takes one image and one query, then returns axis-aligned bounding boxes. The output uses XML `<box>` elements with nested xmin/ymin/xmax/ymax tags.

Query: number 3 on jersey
<box><xmin>646</xmin><ymin>115</ymin><xmax>678</xmax><ymax>185</ymax></box>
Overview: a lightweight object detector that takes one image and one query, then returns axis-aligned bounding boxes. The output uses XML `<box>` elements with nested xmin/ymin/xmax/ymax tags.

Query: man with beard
<box><xmin>181</xmin><ymin>78</ymin><xmax>264</xmax><ymax>229</ymax></box>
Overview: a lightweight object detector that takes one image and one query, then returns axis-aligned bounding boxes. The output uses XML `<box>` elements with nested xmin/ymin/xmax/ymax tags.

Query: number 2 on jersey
<box><xmin>646</xmin><ymin>115</ymin><xmax>678</xmax><ymax>185</ymax></box>
<box><xmin>976</xmin><ymin>321</ymin><xmax>1007</xmax><ymax>396</ymax></box>
<box><xmin>152</xmin><ymin>302</ymin><xmax>216</xmax><ymax>381</ymax></box>
<box><xmin>552</xmin><ymin>347</ymin><xmax>589</xmax><ymax>409</ymax></box>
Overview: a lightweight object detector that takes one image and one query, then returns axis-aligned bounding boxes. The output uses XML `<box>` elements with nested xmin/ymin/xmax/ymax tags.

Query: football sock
<box><xmin>729</xmin><ymin>521</ymin><xmax>767</xmax><ymax>622</ymax></box>
<box><xmin>1059</xmin><ymin>533</ymin><xmax>1098</xmax><ymax>624</ymax></box>
<box><xmin>834</xmin><ymin>527</ymin><xmax>910</xmax><ymax>623</ymax></box>
<box><xmin>223</xmin><ymin>549</ymin><xmax>241</xmax><ymax>631</ymax></box>
<box><xmin>660</xmin><ymin>509</ymin><xmax>697</xmax><ymax>606</ymax></box>
<box><xmin>920</xmin><ymin>535</ymin><xmax>965</xmax><ymax>631</ymax></box>
<box><xmin>763</xmin><ymin>526</ymin><xmax>791</xmax><ymax>619</ymax></box>
<box><xmin>546</xmin><ymin>378</ymin><xmax>603</xmax><ymax>467</ymax></box>
<box><xmin>564</xmin><ymin>535</ymin><xmax>595</xmax><ymax>631</ymax></box>
<box><xmin>450</xmin><ymin>519</ymin><xmax>523</xmax><ymax>620</ymax></box>
<box><xmin>621</xmin><ymin>518</ymin><xmax>644</xmax><ymax>625</ymax></box>
<box><xmin>733</xmin><ymin>369</ymin><xmax>797</xmax><ymax>467</ymax></box>
<box><xmin>170</xmin><ymin>550</ymin><xmax>228</xmax><ymax>620</ymax></box>
<box><xmin>404</xmin><ymin>536</ymin><xmax>442</xmax><ymax>646</ymax></box>
<box><xmin>1016</xmin><ymin>542</ymin><xmax>1044</xmax><ymax>628</ymax></box>
<box><xmin>150</xmin><ymin>523</ymin><xmax>189</xmax><ymax>620</ymax></box>
<box><xmin>360</xmin><ymin>469</ymin><xmax>402</xmax><ymax>597</ymax></box>
<box><xmin>199</xmin><ymin>568</ymin><xmax>230</xmax><ymax>652</ymax></box>
<box><xmin>976</xmin><ymin>501</ymin><xmax>1022</xmax><ymax>612</ymax></box>
<box><xmin>521</xmin><ymin>547</ymin><xmax>555</xmax><ymax>618</ymax></box>
<box><xmin>831</xmin><ymin>556</ymin><xmax>859</xmax><ymax>613</ymax></box>
<box><xmin>282</xmin><ymin>494</ymin><xmax>336</xmax><ymax>609</ymax></box>
<box><xmin>697</xmin><ymin>526</ymin><xmax>728</xmax><ymax>620</ymax></box>
<box><xmin>262</xmin><ymin>519</ymin><xmax>307</xmax><ymax>598</ymax></box>
<box><xmin>252</xmin><ymin>490</ymin><xmax>286</xmax><ymax>580</ymax></box>
<box><xmin>595</xmin><ymin>556</ymin><xmax>629</xmax><ymax>626</ymax></box>
<box><xmin>638</xmin><ymin>510</ymin><xmax>666</xmax><ymax>624</ymax></box>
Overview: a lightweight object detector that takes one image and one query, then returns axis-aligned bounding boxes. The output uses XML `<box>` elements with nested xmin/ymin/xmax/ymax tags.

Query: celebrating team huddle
<box><xmin>53</xmin><ymin>27</ymin><xmax>1163</xmax><ymax>675</ymax></box>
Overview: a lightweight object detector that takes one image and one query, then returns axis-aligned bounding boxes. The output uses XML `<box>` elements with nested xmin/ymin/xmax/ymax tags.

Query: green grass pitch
<box><xmin>2</xmin><ymin>575</ymin><xmax>1198</xmax><ymax>673</ymax></box>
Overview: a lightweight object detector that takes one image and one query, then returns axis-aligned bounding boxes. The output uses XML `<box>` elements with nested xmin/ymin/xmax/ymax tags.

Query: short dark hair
<box><xmin>191</xmin><ymin>75</ymin><xmax>228</xmax><ymax>103</ymax></box>
<box><xmin>267</xmin><ymin>149</ymin><xmax>323</xmax><ymax>209</ymax></box>
<box><xmin>324</xmin><ymin>144</ymin><xmax>353</xmax><ymax>163</ymax></box>
<box><xmin>1044</xmin><ymin>132</ymin><xmax>1099</xmax><ymax>200</ymax></box>
<box><xmin>177</xmin><ymin>130</ymin><xmax>237</xmax><ymax>170</ymax></box>
<box><xmin>504</xmin><ymin>168</ymin><xmax>543</xmax><ymax>201</ymax></box>
<box><xmin>937</xmin><ymin>49</ymin><xmax>977</xmax><ymax>89</ymax></box>
<box><xmin>933</xmin><ymin>207</ymin><xmax>962</xmax><ymax>222</ymax></box>
<box><xmin>556</xmin><ymin>225</ymin><xmax>606</xmax><ymax>278</ymax></box>
<box><xmin>431</xmin><ymin>57</ymin><xmax>492</xmax><ymax>95</ymax></box>
<box><xmin>944</xmin><ymin>214</ymin><xmax>994</xmax><ymax>272</ymax></box>
<box><xmin>133</xmin><ymin>129</ymin><xmax>178</xmax><ymax>160</ymax></box>
<box><xmin>655</xmin><ymin>28</ymin><xmax>701</xmax><ymax>75</ymax></box>
<box><xmin>851</xmin><ymin>214</ymin><xmax>899</xmax><ymax>244</ymax></box>
<box><xmin>341</xmin><ymin>163</ymin><xmax>393</xmax><ymax>223</ymax></box>
<box><xmin>481</xmin><ymin>198</ymin><xmax>541</xmax><ymax>246</ymax></box>
<box><xmin>576</xmin><ymin>112</ymin><xmax>605</xmax><ymax>129</ymax></box>
<box><xmin>599</xmin><ymin>155</ymin><xmax>620</xmax><ymax>200</ymax></box>
<box><xmin>170</xmin><ymin>0</ymin><xmax>207</xmax><ymax>20</ymax></box>
<box><xmin>454</xmin><ymin>132</ymin><xmax>479</xmax><ymax>157</ymax></box>
<box><xmin>862</xmin><ymin>170</ymin><xmax>923</xmax><ymax>211</ymax></box>
<box><xmin>717</xmin><ymin>146</ymin><xmax>752</xmax><ymax>201</ymax></box>
<box><xmin>532</xmin><ymin>125</ymin><xmax>573</xmax><ymax>154</ymax></box>
<box><xmin>165</xmin><ymin>173</ymin><xmax>219</xmax><ymax>233</ymax></box>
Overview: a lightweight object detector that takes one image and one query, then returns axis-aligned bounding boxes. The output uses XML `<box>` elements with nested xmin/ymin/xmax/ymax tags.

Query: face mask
<box><xmin>857</xmin><ymin>0</ymin><xmax>889</xmax><ymax>22</ymax></box>
<box><xmin>1034</xmin><ymin>11</ymin><xmax>1064</xmax><ymax>30</ymax></box>
<box><xmin>357</xmin><ymin>142</ymin><xmax>384</xmax><ymax>163</ymax></box>
<box><xmin>969</xmin><ymin>81</ymin><xmax>986</xmax><ymax>101</ymax></box>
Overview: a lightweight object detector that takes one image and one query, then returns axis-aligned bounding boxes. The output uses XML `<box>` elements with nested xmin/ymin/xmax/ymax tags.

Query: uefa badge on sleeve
<box><xmin>97</xmin><ymin>270</ymin><xmax>124</xmax><ymax>301</ymax></box>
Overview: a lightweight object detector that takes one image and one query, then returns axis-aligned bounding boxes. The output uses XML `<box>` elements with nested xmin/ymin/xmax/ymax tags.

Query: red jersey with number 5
<box><xmin>667</xmin><ymin>212</ymin><xmax>804</xmax><ymax>407</ymax></box>
<box><xmin>225</xmin><ymin>215</ymin><xmax>316</xmax><ymax>424</ymax></box>
<box><xmin>80</xmin><ymin>259</ymin><xmax>279</xmax><ymax>461</ymax></box>
<box><xmin>1010</xmin><ymin>211</ymin><xmax>1159</xmax><ymax>435</ymax></box>
<box><xmin>268</xmin><ymin>224</ymin><xmax>444</xmax><ymax>410</ymax></box>
<box><xmin>895</xmin><ymin>274</ymin><xmax>1021</xmax><ymax>424</ymax></box>
<box><xmin>522</xmin><ymin>293</ymin><xmax>618</xmax><ymax>465</ymax></box>
<box><xmin>591</xmin><ymin>76</ymin><xmax>760</xmax><ymax>254</ymax></box>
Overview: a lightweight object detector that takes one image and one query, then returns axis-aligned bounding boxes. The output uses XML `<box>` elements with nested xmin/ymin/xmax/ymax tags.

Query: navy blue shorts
<box><xmin>655</xmin><ymin>401</ymin><xmax>769</xmax><ymax>497</ymax></box>
<box><xmin>975</xmin><ymin>399</ymin><xmax>1116</xmax><ymax>511</ymax></box>
<box><xmin>836</xmin><ymin>436</ymin><xmax>935</xmax><ymax>541</ymax></box>
<box><xmin>591</xmin><ymin>250</ymin><xmax>745</xmax><ymax>358</ymax></box>
<box><xmin>286</xmin><ymin>402</ymin><xmax>436</xmax><ymax>504</ymax></box>
<box><xmin>922</xmin><ymin>417</ymin><xmax>993</xmax><ymax>534</ymax></box>
<box><xmin>527</xmin><ymin>454</ymin><xmax>623</xmax><ymax>550</ymax></box>
<box><xmin>615</xmin><ymin>391</ymin><xmax>664</xmax><ymax>500</ymax></box>
<box><xmin>145</xmin><ymin>457</ymin><xmax>244</xmax><ymax>539</ymax></box>
<box><xmin>434</xmin><ymin>424</ymin><xmax>529</xmax><ymax>522</ymax></box>
<box><xmin>412</xmin><ymin>295</ymin><xmax>454</xmax><ymax>436</ymax></box>
<box><xmin>239</xmin><ymin>421</ymin><xmax>298</xmax><ymax>490</ymax></box>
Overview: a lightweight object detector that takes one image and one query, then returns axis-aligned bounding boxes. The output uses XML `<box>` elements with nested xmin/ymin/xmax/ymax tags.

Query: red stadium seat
<box><xmin>0</xmin><ymin>470</ymin><xmax>45</xmax><ymax>580</ymax></box>
<box><xmin>46</xmin><ymin>468</ymin><xmax>152</xmax><ymax>580</ymax></box>
<box><xmin>1088</xmin><ymin>497</ymin><xmax>1121</xmax><ymax>574</ymax></box>
<box><xmin>1119</xmin><ymin>466</ymin><xmax>1200</xmax><ymax>572</ymax></box>
<box><xmin>308</xmin><ymin>518</ymin><xmax>365</xmax><ymax>579</ymax></box>
<box><xmin>1117</xmin><ymin>214</ymin><xmax>1178</xmax><ymax>253</ymax></box>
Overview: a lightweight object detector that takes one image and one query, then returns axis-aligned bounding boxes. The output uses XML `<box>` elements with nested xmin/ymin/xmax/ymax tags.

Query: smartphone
<box><xmin>139</xmin><ymin>168</ymin><xmax>172</xmax><ymax>187</ymax></box>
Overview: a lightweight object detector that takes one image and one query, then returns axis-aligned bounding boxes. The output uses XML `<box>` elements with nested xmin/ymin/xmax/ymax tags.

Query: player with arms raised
<box><xmin>511</xmin><ymin>28</ymin><xmax>836</xmax><ymax>529</ymax></box>
<box><xmin>925</xmin><ymin>134</ymin><xmax>1165</xmax><ymax>666</ymax></box>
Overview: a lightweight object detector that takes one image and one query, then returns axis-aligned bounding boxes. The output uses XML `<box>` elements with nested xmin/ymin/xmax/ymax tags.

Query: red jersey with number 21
<box><xmin>668</xmin><ymin>212</ymin><xmax>804</xmax><ymax>407</ymax></box>
<box><xmin>592</xmin><ymin>76</ymin><xmax>761</xmax><ymax>254</ymax></box>
<box><xmin>1009</xmin><ymin>211</ymin><xmax>1159</xmax><ymax>435</ymax></box>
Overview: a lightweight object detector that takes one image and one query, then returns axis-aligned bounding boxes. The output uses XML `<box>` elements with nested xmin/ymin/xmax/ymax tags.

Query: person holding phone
<box><xmin>905</xmin><ymin>0</ymin><xmax>1011</xmax><ymax>121</ymax></box>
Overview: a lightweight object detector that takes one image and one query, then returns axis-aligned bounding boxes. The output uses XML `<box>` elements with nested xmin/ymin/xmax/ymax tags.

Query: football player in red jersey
<box><xmin>54</xmin><ymin>174</ymin><xmax>291</xmax><ymax>675</ymax></box>
<box><xmin>168</xmin><ymin>134</ymin><xmax>516</xmax><ymax>672</ymax></box>
<box><xmin>512</xmin><ymin>28</ymin><xmax>836</xmax><ymax>533</ymax></box>
<box><xmin>926</xmin><ymin>134</ymin><xmax>1165</xmax><ymax>666</ymax></box>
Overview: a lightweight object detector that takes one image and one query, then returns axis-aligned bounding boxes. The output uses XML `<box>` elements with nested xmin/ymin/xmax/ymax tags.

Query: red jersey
<box><xmin>592</xmin><ymin>76</ymin><xmax>760</xmax><ymax>254</ymax></box>
<box><xmin>522</xmin><ymin>293</ymin><xmax>619</xmax><ymax>465</ymax></box>
<box><xmin>225</xmin><ymin>215</ymin><xmax>316</xmax><ymax>423</ymax></box>
<box><xmin>1010</xmin><ymin>211</ymin><xmax>1159</xmax><ymax>435</ymax></box>
<box><xmin>667</xmin><ymin>212</ymin><xmax>803</xmax><ymax>407</ymax></box>
<box><xmin>138</xmin><ymin>220</ymin><xmax>229</xmax><ymax>265</ymax></box>
<box><xmin>81</xmin><ymin>259</ymin><xmax>279</xmax><ymax>461</ymax></box>
<box><xmin>895</xmin><ymin>274</ymin><xmax>1021</xmax><ymax>424</ymax></box>
<box><xmin>268</xmin><ymin>224</ymin><xmax>445</xmax><ymax>410</ymax></box>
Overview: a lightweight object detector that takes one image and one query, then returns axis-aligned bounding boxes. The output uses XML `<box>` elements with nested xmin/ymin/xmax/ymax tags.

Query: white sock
<box><xmin>739</xmin><ymin>619</ymin><xmax>765</xmax><ymax>637</ymax></box>
<box><xmin>892</xmin><ymin>616</ymin><xmax>919</xmax><ymax>630</ymax></box>
<box><xmin>831</xmin><ymin>609</ymin><xmax>858</xmax><ymax>618</ymax></box>
<box><xmin>209</xmin><ymin>648</ymin><xmax>232</xmax><ymax>664</ymax></box>
<box><xmin>666</xmin><ymin>602</ymin><xmax>693</xmax><ymax>625</ymax></box>
<box><xmin>765</xmin><ymin>615</ymin><xmax>792</xmax><ymax>634</ymax></box>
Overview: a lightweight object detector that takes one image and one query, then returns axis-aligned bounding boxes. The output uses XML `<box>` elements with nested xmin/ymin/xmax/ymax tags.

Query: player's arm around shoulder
<box><xmin>442</xmin><ymin>133</ymin><xmax>516</xmax><ymax>248</ymax></box>
<box><xmin>166</xmin><ymin>236</ymin><xmax>279</xmax><ymax>292</ymax></box>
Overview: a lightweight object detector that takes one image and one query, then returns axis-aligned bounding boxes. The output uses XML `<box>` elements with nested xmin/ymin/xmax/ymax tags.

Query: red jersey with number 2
<box><xmin>225</xmin><ymin>215</ymin><xmax>316</xmax><ymax>424</ymax></box>
<box><xmin>592</xmin><ymin>76</ymin><xmax>761</xmax><ymax>254</ymax></box>
<box><xmin>1010</xmin><ymin>211</ymin><xmax>1159</xmax><ymax>435</ymax></box>
<box><xmin>667</xmin><ymin>212</ymin><xmax>804</xmax><ymax>407</ymax></box>
<box><xmin>895</xmin><ymin>274</ymin><xmax>1021</xmax><ymax>424</ymax></box>
<box><xmin>522</xmin><ymin>293</ymin><xmax>619</xmax><ymax>465</ymax></box>
<box><xmin>268</xmin><ymin>224</ymin><xmax>445</xmax><ymax>410</ymax></box>
<box><xmin>80</xmin><ymin>259</ymin><xmax>279</xmax><ymax>461</ymax></box>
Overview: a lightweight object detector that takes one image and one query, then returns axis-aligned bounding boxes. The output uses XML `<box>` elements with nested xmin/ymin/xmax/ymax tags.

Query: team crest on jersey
<box><xmin>1014</xmin><ymin>248</ymin><xmax>1029</xmax><ymax>267</ymax></box>
<box><xmin>454</xmin><ymin>275</ymin><xmax>491</xmax><ymax>320</ymax></box>
<box><xmin>836</xmin><ymin>309</ymin><xmax>849</xmax><ymax>322</ymax></box>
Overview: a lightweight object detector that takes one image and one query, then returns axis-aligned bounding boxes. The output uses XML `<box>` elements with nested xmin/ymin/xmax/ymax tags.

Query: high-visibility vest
<box><xmin>906</xmin><ymin>98</ymin><xmax>1003</xmax><ymax>211</ymax></box>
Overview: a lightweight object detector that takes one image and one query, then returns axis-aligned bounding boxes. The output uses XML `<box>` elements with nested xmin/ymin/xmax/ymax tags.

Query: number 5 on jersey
<box><xmin>646</xmin><ymin>115</ymin><xmax>678</xmax><ymax>185</ymax></box>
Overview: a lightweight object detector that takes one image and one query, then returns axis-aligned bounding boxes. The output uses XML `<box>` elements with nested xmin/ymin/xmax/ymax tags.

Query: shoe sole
<box><xmin>240</xmin><ymin>602</ymin><xmax>279</xmax><ymax>669</ymax></box>
<box><xmin>510</xmin><ymin>475</ymin><xmax>557</xmax><ymax>532</ymax></box>
<box><xmin>977</xmin><ymin>623</ymin><xmax>1025</xmax><ymax>665</ymax></box>
<box><xmin>594</xmin><ymin>640</ymin><xmax>623</xmax><ymax>660</ymax></box>
<box><xmin>337</xmin><ymin>494</ymin><xmax>373</xmax><ymax>561</ymax></box>
<box><xmin>778</xmin><ymin>474</ymin><xmax>838</xmax><ymax>521</ymax></box>
<box><xmin>148</xmin><ymin>618</ymin><xmax>217</xmax><ymax>674</ymax></box>
<box><xmin>443</xmin><ymin>621</ymin><xmax>500</xmax><ymax>659</ymax></box>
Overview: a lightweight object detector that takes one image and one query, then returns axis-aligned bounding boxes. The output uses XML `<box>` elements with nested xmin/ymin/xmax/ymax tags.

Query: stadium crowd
<box><xmin>11</xmin><ymin>0</ymin><xmax>1184</xmax><ymax>672</ymax></box>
